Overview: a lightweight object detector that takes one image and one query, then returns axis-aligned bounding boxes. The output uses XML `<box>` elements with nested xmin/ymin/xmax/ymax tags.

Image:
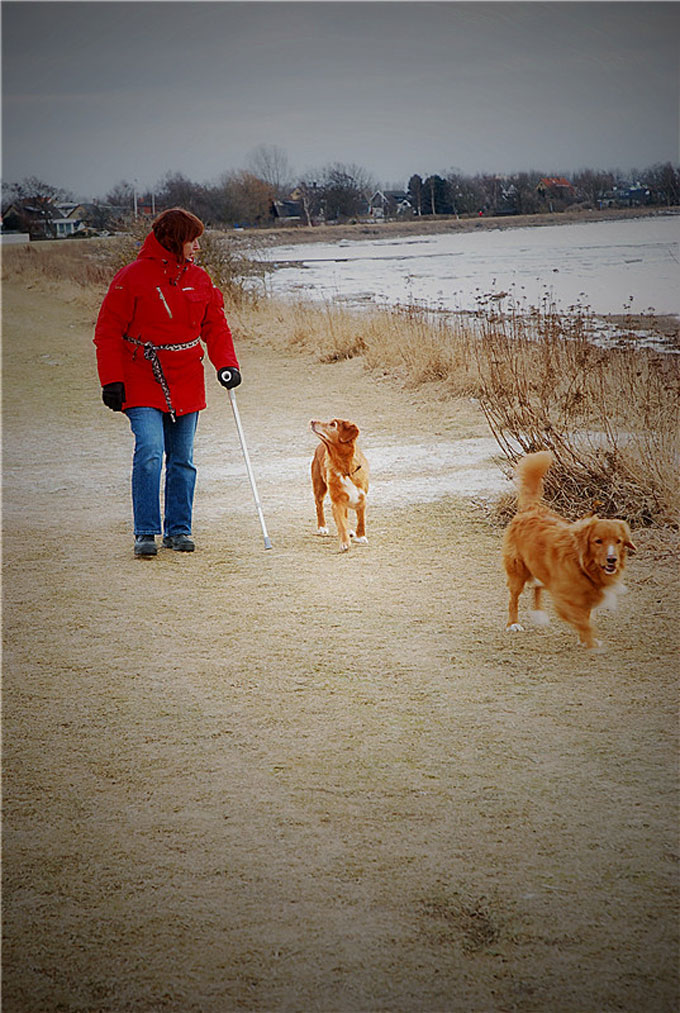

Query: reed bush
<box><xmin>197</xmin><ymin>230</ymin><xmax>265</xmax><ymax>306</ymax></box>
<box><xmin>472</xmin><ymin>293</ymin><xmax>680</xmax><ymax>525</ymax></box>
<box><xmin>361</xmin><ymin>303</ymin><xmax>480</xmax><ymax>395</ymax></box>
<box><xmin>281</xmin><ymin>301</ymin><xmax>367</xmax><ymax>362</ymax></box>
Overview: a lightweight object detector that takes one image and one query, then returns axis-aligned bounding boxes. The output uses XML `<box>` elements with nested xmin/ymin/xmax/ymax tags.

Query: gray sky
<box><xmin>2</xmin><ymin>1</ymin><xmax>679</xmax><ymax>200</ymax></box>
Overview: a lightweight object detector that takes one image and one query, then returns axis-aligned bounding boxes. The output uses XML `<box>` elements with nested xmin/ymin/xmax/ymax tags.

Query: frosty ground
<box><xmin>3</xmin><ymin>275</ymin><xmax>679</xmax><ymax>1012</ymax></box>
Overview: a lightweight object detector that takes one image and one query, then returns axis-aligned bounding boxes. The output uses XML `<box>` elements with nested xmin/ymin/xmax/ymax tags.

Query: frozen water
<box><xmin>258</xmin><ymin>215</ymin><xmax>679</xmax><ymax>318</ymax></box>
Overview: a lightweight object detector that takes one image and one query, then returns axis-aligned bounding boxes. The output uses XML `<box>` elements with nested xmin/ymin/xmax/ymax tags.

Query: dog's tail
<box><xmin>515</xmin><ymin>451</ymin><xmax>554</xmax><ymax>511</ymax></box>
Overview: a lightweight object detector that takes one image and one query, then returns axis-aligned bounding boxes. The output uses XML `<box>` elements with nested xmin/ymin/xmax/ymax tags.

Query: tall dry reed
<box><xmin>1</xmin><ymin>237</ymin><xmax>122</xmax><ymax>288</ymax></box>
<box><xmin>471</xmin><ymin>292</ymin><xmax>680</xmax><ymax>524</ymax></box>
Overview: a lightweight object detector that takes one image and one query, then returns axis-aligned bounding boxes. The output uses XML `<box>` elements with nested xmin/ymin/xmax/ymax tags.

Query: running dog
<box><xmin>310</xmin><ymin>418</ymin><xmax>369</xmax><ymax>552</ymax></box>
<box><xmin>503</xmin><ymin>451</ymin><xmax>636</xmax><ymax>650</ymax></box>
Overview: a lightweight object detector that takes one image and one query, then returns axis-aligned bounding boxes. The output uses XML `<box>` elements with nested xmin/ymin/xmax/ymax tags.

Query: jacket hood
<box><xmin>138</xmin><ymin>231</ymin><xmax>182</xmax><ymax>264</ymax></box>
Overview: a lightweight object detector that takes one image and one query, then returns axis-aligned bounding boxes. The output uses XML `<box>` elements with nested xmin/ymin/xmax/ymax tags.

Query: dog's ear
<box><xmin>572</xmin><ymin>517</ymin><xmax>597</xmax><ymax>565</ymax></box>
<box><xmin>339</xmin><ymin>421</ymin><xmax>359</xmax><ymax>443</ymax></box>
<box><xmin>618</xmin><ymin>520</ymin><xmax>637</xmax><ymax>552</ymax></box>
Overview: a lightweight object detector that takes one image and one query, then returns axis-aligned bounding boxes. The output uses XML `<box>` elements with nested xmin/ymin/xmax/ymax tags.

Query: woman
<box><xmin>94</xmin><ymin>207</ymin><xmax>242</xmax><ymax>557</ymax></box>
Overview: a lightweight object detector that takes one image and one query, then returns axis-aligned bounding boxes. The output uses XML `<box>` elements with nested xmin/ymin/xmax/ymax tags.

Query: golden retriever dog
<box><xmin>310</xmin><ymin>418</ymin><xmax>369</xmax><ymax>552</ymax></box>
<box><xmin>503</xmin><ymin>451</ymin><xmax>636</xmax><ymax>650</ymax></box>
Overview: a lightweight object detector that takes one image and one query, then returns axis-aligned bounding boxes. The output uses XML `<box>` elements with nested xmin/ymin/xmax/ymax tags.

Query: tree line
<box><xmin>93</xmin><ymin>159</ymin><xmax>680</xmax><ymax>224</ymax></box>
<box><xmin>3</xmin><ymin>144</ymin><xmax>679</xmax><ymax>235</ymax></box>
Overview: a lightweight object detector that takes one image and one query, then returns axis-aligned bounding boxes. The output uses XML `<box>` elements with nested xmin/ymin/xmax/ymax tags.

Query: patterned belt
<box><xmin>124</xmin><ymin>335</ymin><xmax>200</xmax><ymax>421</ymax></box>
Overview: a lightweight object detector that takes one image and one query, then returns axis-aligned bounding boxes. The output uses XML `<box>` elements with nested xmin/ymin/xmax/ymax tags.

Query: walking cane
<box><xmin>227</xmin><ymin>387</ymin><xmax>273</xmax><ymax>550</ymax></box>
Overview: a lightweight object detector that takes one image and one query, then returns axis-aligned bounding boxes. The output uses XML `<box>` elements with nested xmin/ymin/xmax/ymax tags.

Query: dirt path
<box><xmin>3</xmin><ymin>280</ymin><xmax>678</xmax><ymax>1012</ymax></box>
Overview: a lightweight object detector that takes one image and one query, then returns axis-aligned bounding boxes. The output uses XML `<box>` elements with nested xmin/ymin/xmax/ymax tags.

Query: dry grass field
<box><xmin>2</xmin><ymin>242</ymin><xmax>679</xmax><ymax>1012</ymax></box>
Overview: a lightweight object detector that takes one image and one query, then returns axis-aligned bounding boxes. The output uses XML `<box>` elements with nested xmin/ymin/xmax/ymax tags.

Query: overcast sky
<box><xmin>2</xmin><ymin>1</ymin><xmax>678</xmax><ymax>200</ymax></box>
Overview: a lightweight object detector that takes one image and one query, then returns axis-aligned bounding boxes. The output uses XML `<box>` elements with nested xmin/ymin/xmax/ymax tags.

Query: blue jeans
<box><xmin>126</xmin><ymin>407</ymin><xmax>198</xmax><ymax>537</ymax></box>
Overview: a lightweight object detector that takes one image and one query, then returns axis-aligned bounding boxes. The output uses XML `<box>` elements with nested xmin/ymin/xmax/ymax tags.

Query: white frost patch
<box><xmin>199</xmin><ymin>436</ymin><xmax>510</xmax><ymax>514</ymax></box>
<box><xmin>363</xmin><ymin>438</ymin><xmax>509</xmax><ymax>505</ymax></box>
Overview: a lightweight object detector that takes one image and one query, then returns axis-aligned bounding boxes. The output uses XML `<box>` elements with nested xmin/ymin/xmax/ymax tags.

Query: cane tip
<box><xmin>264</xmin><ymin>537</ymin><xmax>273</xmax><ymax>550</ymax></box>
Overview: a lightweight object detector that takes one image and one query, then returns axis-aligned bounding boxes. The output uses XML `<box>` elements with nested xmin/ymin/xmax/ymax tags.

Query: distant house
<box><xmin>368</xmin><ymin>190</ymin><xmax>414</xmax><ymax>220</ymax></box>
<box><xmin>286</xmin><ymin>185</ymin><xmax>323</xmax><ymax>226</ymax></box>
<box><xmin>0</xmin><ymin>206</ymin><xmax>30</xmax><ymax>242</ymax></box>
<box><xmin>539</xmin><ymin>178</ymin><xmax>575</xmax><ymax>201</ymax></box>
<box><xmin>270</xmin><ymin>197</ymin><xmax>303</xmax><ymax>225</ymax></box>
<box><xmin>536</xmin><ymin>176</ymin><xmax>576</xmax><ymax>197</ymax></box>
<box><xmin>53</xmin><ymin>204</ymin><xmax>83</xmax><ymax>236</ymax></box>
<box><xmin>495</xmin><ymin>183</ymin><xmax>519</xmax><ymax>216</ymax></box>
<box><xmin>1</xmin><ymin>202</ymin><xmax>27</xmax><ymax>233</ymax></box>
<box><xmin>535</xmin><ymin>177</ymin><xmax>577</xmax><ymax>211</ymax></box>
<box><xmin>0</xmin><ymin>200</ymin><xmax>73</xmax><ymax>239</ymax></box>
<box><xmin>599</xmin><ymin>182</ymin><xmax>651</xmax><ymax>208</ymax></box>
<box><xmin>1</xmin><ymin>198</ymin><xmax>123</xmax><ymax>238</ymax></box>
<box><xmin>61</xmin><ymin>202</ymin><xmax>123</xmax><ymax>231</ymax></box>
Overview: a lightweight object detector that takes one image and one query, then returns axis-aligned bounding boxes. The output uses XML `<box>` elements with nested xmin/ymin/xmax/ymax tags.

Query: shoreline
<box><xmin>239</xmin><ymin>210</ymin><xmax>679</xmax><ymax>346</ymax></box>
<box><xmin>232</xmin><ymin>204</ymin><xmax>679</xmax><ymax>248</ymax></box>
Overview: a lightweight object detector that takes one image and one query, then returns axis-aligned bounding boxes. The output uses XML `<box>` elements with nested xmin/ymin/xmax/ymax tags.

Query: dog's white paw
<box><xmin>353</xmin><ymin>535</ymin><xmax>368</xmax><ymax>545</ymax></box>
<box><xmin>316</xmin><ymin>526</ymin><xmax>329</xmax><ymax>536</ymax></box>
<box><xmin>579</xmin><ymin>638</ymin><xmax>605</xmax><ymax>653</ymax></box>
<box><xmin>529</xmin><ymin>610</ymin><xmax>550</xmax><ymax>627</ymax></box>
<box><xmin>340</xmin><ymin>542</ymin><xmax>351</xmax><ymax>553</ymax></box>
<box><xmin>505</xmin><ymin>623</ymin><xmax>525</xmax><ymax>633</ymax></box>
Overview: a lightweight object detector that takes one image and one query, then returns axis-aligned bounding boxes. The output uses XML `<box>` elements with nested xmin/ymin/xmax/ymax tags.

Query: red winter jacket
<box><xmin>94</xmin><ymin>232</ymin><xmax>239</xmax><ymax>417</ymax></box>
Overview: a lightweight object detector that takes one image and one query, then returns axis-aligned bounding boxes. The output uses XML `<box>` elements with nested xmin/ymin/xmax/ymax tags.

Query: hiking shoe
<box><xmin>134</xmin><ymin>535</ymin><xmax>157</xmax><ymax>557</ymax></box>
<box><xmin>163</xmin><ymin>533</ymin><xmax>195</xmax><ymax>552</ymax></box>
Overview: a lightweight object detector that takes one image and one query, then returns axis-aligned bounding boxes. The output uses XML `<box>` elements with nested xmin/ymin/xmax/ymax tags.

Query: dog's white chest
<box><xmin>597</xmin><ymin>583</ymin><xmax>626</xmax><ymax>612</ymax></box>
<box><xmin>342</xmin><ymin>476</ymin><xmax>363</xmax><ymax>506</ymax></box>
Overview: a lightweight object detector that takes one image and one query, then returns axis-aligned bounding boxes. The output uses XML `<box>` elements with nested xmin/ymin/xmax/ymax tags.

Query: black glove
<box><xmin>102</xmin><ymin>381</ymin><xmax>126</xmax><ymax>412</ymax></box>
<box><xmin>217</xmin><ymin>367</ymin><xmax>242</xmax><ymax>390</ymax></box>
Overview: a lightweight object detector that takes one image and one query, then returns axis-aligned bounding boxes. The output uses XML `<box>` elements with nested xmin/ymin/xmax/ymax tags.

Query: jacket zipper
<box><xmin>156</xmin><ymin>286</ymin><xmax>173</xmax><ymax>319</ymax></box>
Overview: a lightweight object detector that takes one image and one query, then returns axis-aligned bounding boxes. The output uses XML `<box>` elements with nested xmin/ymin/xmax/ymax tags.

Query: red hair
<box><xmin>152</xmin><ymin>207</ymin><xmax>204</xmax><ymax>260</ymax></box>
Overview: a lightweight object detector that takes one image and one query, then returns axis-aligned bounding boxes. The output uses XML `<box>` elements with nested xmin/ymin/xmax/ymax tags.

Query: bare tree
<box><xmin>294</xmin><ymin>177</ymin><xmax>322</xmax><ymax>227</ymax></box>
<box><xmin>247</xmin><ymin>144</ymin><xmax>294</xmax><ymax>197</ymax></box>
<box><xmin>444</xmin><ymin>172</ymin><xmax>483</xmax><ymax>215</ymax></box>
<box><xmin>154</xmin><ymin>171</ymin><xmax>220</xmax><ymax>220</ymax></box>
<box><xmin>104</xmin><ymin>180</ymin><xmax>135</xmax><ymax>210</ymax></box>
<box><xmin>645</xmin><ymin>162</ymin><xmax>680</xmax><ymax>206</ymax></box>
<box><xmin>155</xmin><ymin>172</ymin><xmax>197</xmax><ymax>210</ymax></box>
<box><xmin>217</xmin><ymin>171</ymin><xmax>275</xmax><ymax>227</ymax></box>
<box><xmin>507</xmin><ymin>172</ymin><xmax>542</xmax><ymax>214</ymax></box>
<box><xmin>314</xmin><ymin>162</ymin><xmax>375</xmax><ymax>222</ymax></box>
<box><xmin>572</xmin><ymin>168</ymin><xmax>615</xmax><ymax>207</ymax></box>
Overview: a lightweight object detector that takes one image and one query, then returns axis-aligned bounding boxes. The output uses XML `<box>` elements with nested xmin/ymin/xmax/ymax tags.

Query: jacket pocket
<box><xmin>183</xmin><ymin>290</ymin><xmax>208</xmax><ymax>329</ymax></box>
